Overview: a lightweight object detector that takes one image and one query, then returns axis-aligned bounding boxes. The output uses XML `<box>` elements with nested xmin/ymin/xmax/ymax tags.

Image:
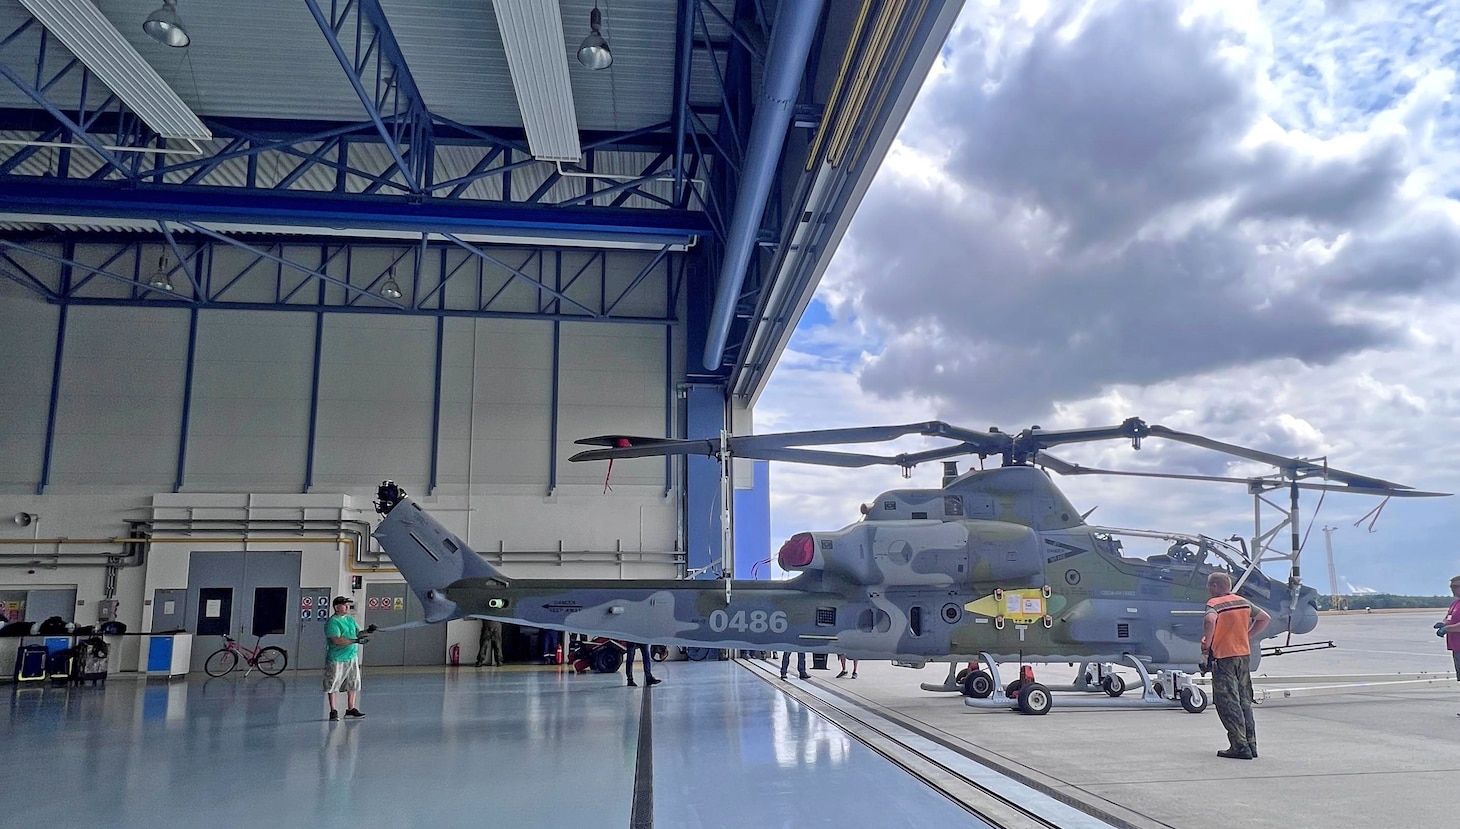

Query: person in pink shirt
<box><xmin>1438</xmin><ymin>576</ymin><xmax>1460</xmax><ymax>715</ymax></box>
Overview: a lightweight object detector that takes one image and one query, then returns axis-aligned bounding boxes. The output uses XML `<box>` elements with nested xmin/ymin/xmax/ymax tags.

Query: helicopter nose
<box><xmin>1289</xmin><ymin>585</ymin><xmax>1320</xmax><ymax>635</ymax></box>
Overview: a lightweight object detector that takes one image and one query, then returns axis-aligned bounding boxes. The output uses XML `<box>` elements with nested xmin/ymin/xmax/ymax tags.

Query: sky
<box><xmin>756</xmin><ymin>0</ymin><xmax>1460</xmax><ymax>596</ymax></box>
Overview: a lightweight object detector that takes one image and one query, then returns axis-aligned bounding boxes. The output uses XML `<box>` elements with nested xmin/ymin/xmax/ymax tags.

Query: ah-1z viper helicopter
<box><xmin>371</xmin><ymin>417</ymin><xmax>1444</xmax><ymax>715</ymax></box>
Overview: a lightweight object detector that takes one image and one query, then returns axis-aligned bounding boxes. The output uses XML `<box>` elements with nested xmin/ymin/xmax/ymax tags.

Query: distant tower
<box><xmin>1322</xmin><ymin>525</ymin><xmax>1342</xmax><ymax>610</ymax></box>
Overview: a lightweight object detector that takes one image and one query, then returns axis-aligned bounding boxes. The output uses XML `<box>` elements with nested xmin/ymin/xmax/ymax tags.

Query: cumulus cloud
<box><xmin>758</xmin><ymin>0</ymin><xmax>1460</xmax><ymax>594</ymax></box>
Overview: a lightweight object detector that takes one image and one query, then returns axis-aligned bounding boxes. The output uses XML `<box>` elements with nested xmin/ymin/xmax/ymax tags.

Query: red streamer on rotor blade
<box><xmin>603</xmin><ymin>437</ymin><xmax>633</xmax><ymax>494</ymax></box>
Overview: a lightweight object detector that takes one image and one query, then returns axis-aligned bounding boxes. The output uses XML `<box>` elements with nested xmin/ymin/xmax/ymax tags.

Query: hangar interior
<box><xmin>0</xmin><ymin>2</ymin><xmax>1022</xmax><ymax>826</ymax></box>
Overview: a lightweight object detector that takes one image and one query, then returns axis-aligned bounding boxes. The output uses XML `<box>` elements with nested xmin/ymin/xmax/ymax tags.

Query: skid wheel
<box><xmin>1102</xmin><ymin>674</ymin><xmax>1125</xmax><ymax>697</ymax></box>
<box><xmin>1017</xmin><ymin>682</ymin><xmax>1053</xmax><ymax>715</ymax></box>
<box><xmin>961</xmin><ymin>670</ymin><xmax>994</xmax><ymax>699</ymax></box>
<box><xmin>1180</xmin><ymin>686</ymin><xmax>1209</xmax><ymax>713</ymax></box>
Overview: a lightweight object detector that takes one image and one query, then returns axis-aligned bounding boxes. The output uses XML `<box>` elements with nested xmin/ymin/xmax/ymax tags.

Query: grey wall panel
<box><xmin>468</xmin><ymin>321</ymin><xmax>553</xmax><ymax>487</ymax></box>
<box><xmin>0</xmin><ymin>291</ymin><xmax>57</xmax><ymax>490</ymax></box>
<box><xmin>313</xmin><ymin>314</ymin><xmax>436</xmax><ymax>488</ymax></box>
<box><xmin>557</xmin><ymin>324</ymin><xmax>666</xmax><ymax>486</ymax></box>
<box><xmin>52</xmin><ymin>307</ymin><xmax>188</xmax><ymax>487</ymax></box>
<box><xmin>187</xmin><ymin>311</ymin><xmax>315</xmax><ymax>490</ymax></box>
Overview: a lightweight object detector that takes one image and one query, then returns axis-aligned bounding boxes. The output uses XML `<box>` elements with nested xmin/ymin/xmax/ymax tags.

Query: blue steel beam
<box><xmin>36</xmin><ymin>243</ymin><xmax>71</xmax><ymax>495</ymax></box>
<box><xmin>174</xmin><ymin>306</ymin><xmax>199</xmax><ymax>493</ymax></box>
<box><xmin>305</xmin><ymin>0</ymin><xmax>430</xmax><ymax>194</ymax></box>
<box><xmin>177</xmin><ymin>222</ymin><xmax>402</xmax><ymax>308</ymax></box>
<box><xmin>0</xmin><ymin>179</ymin><xmax>713</xmax><ymax>240</ymax></box>
<box><xmin>673</xmin><ymin>0</ymin><xmax>695</xmax><ymax>205</ymax></box>
<box><xmin>2</xmin><ymin>236</ymin><xmax>681</xmax><ymax>324</ymax></box>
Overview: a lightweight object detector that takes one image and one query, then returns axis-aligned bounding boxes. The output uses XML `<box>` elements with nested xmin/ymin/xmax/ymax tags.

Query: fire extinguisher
<box><xmin>555</xmin><ymin>643</ymin><xmax>563</xmax><ymax>665</ymax></box>
<box><xmin>449</xmin><ymin>643</ymin><xmax>460</xmax><ymax>666</ymax></box>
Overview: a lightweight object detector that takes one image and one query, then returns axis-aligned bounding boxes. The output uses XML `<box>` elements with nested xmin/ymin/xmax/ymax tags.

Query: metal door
<box><xmin>363</xmin><ymin>584</ymin><xmax>406</xmax><ymax>665</ymax></box>
<box><xmin>151</xmin><ymin>589</ymin><xmax>187</xmax><ymax>632</ymax></box>
<box><xmin>185</xmin><ymin>551</ymin><xmax>302</xmax><ymax>671</ymax></box>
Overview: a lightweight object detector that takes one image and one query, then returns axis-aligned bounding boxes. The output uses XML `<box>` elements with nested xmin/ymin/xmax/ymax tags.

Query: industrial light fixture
<box><xmin>19</xmin><ymin>0</ymin><xmax>209</xmax><ymax>143</ymax></box>
<box><xmin>143</xmin><ymin>0</ymin><xmax>190</xmax><ymax>48</ymax></box>
<box><xmin>577</xmin><ymin>4</ymin><xmax>612</xmax><ymax>70</ymax></box>
<box><xmin>149</xmin><ymin>255</ymin><xmax>174</xmax><ymax>292</ymax></box>
<box><xmin>380</xmin><ymin>268</ymin><xmax>403</xmax><ymax>299</ymax></box>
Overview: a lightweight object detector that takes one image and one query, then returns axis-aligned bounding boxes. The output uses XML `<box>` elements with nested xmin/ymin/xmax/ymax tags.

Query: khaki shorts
<box><xmin>324</xmin><ymin>659</ymin><xmax>361</xmax><ymax>693</ymax></box>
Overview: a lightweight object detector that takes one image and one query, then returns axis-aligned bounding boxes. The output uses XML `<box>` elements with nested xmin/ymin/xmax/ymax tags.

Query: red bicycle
<box><xmin>204</xmin><ymin>634</ymin><xmax>288</xmax><ymax>677</ymax></box>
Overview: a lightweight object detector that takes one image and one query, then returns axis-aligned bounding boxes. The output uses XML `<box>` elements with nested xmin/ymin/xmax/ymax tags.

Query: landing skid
<box><xmin>961</xmin><ymin>653</ymin><xmax>1210</xmax><ymax>714</ymax></box>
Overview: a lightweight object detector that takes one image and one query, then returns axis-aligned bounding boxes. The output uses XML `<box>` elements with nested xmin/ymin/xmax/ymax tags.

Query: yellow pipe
<box><xmin>845</xmin><ymin>0</ymin><xmax>929</xmax><ymax>167</ymax></box>
<box><xmin>827</xmin><ymin>0</ymin><xmax>906</xmax><ymax>167</ymax></box>
<box><xmin>805</xmin><ymin>0</ymin><xmax>875</xmax><ymax>170</ymax></box>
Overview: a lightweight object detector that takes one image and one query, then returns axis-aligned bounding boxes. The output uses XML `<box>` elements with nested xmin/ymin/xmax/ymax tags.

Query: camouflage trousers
<box><xmin>1212</xmin><ymin>655</ymin><xmax>1256</xmax><ymax>750</ymax></box>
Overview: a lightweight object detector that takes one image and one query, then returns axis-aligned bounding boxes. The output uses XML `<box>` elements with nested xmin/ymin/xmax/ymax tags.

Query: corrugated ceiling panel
<box><xmin>3</xmin><ymin>0</ymin><xmax>743</xmax><ymax>141</ymax></box>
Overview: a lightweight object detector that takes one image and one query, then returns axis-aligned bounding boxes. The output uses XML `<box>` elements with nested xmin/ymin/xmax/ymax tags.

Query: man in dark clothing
<box><xmin>1202</xmin><ymin>571</ymin><xmax>1271</xmax><ymax>759</ymax></box>
<box><xmin>623</xmin><ymin>641</ymin><xmax>660</xmax><ymax>687</ymax></box>
<box><xmin>780</xmin><ymin>650</ymin><xmax>809</xmax><ymax>680</ymax></box>
<box><xmin>475</xmin><ymin>619</ymin><xmax>503</xmax><ymax>667</ymax></box>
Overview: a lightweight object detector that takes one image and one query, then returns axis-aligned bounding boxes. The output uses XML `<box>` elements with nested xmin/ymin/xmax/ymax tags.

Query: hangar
<box><xmin>0</xmin><ymin>1</ymin><xmax>1044</xmax><ymax>826</ymax></box>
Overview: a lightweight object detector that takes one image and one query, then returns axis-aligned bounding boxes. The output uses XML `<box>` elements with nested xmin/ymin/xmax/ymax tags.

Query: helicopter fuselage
<box><xmin>375</xmin><ymin>466</ymin><xmax>1319</xmax><ymax>670</ymax></box>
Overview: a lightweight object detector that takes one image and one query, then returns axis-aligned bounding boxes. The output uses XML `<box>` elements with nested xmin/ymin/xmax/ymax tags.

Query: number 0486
<box><xmin>707</xmin><ymin>609</ymin><xmax>787</xmax><ymax>634</ymax></box>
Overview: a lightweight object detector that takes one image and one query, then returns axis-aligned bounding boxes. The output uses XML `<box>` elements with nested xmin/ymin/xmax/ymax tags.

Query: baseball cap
<box><xmin>333</xmin><ymin>596</ymin><xmax>352</xmax><ymax>607</ymax></box>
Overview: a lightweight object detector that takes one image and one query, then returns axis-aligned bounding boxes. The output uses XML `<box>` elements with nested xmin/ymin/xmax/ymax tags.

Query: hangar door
<box><xmin>362</xmin><ymin>583</ymin><xmax>445</xmax><ymax>666</ymax></box>
<box><xmin>184</xmin><ymin>551</ymin><xmax>301</xmax><ymax>672</ymax></box>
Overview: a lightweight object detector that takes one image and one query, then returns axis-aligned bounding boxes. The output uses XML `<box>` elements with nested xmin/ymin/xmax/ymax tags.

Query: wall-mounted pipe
<box><xmin>701</xmin><ymin>0</ymin><xmax>826</xmax><ymax>370</ymax></box>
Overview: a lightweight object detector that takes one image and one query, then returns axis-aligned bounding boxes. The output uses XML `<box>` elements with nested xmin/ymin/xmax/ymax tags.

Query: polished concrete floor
<box><xmin>824</xmin><ymin>611</ymin><xmax>1460</xmax><ymax>829</ymax></box>
<box><xmin>3</xmin><ymin>660</ymin><xmax>997</xmax><ymax>828</ymax></box>
<box><xmin>9</xmin><ymin>611</ymin><xmax>1447</xmax><ymax>828</ymax></box>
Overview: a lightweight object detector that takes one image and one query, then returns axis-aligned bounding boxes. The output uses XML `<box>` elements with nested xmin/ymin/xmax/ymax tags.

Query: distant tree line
<box><xmin>1318</xmin><ymin>594</ymin><xmax>1453</xmax><ymax>611</ymax></box>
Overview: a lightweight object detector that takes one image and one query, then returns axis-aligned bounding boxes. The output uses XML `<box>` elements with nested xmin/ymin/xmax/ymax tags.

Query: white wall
<box><xmin>0</xmin><ymin>244</ymin><xmax>686</xmax><ymax>667</ymax></box>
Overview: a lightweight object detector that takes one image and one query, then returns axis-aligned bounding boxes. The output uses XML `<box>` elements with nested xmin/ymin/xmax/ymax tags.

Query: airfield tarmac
<box><xmin>795</xmin><ymin>610</ymin><xmax>1460</xmax><ymax>828</ymax></box>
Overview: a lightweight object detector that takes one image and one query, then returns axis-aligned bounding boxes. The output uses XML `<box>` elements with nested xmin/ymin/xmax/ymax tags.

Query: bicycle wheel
<box><xmin>254</xmin><ymin>646</ymin><xmax>288</xmax><ymax>676</ymax></box>
<box><xmin>204</xmin><ymin>649</ymin><xmax>238</xmax><ymax>677</ymax></box>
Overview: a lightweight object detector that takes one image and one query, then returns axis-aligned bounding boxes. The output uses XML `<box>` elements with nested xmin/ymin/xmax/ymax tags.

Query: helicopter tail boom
<box><xmin>372</xmin><ymin>482</ymin><xmax>506</xmax><ymax>623</ymax></box>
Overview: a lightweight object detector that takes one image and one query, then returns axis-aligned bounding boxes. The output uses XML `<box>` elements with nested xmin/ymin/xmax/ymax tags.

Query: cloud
<box><xmin>758</xmin><ymin>0</ymin><xmax>1460</xmax><ymax>594</ymax></box>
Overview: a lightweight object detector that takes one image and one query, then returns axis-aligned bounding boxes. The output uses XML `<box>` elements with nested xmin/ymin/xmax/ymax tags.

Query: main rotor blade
<box><xmin>1012</xmin><ymin>418</ymin><xmax>1149</xmax><ymax>457</ymax></box>
<box><xmin>569</xmin><ymin>438</ymin><xmax>717</xmax><ymax>462</ymax></box>
<box><xmin>1035</xmin><ymin>452</ymin><xmax>1447</xmax><ymax>497</ymax></box>
<box><xmin>571</xmin><ymin>422</ymin><xmax>1014</xmax><ymax>465</ymax></box>
<box><xmin>1144</xmin><ymin>425</ymin><xmax>1408</xmax><ymax>490</ymax></box>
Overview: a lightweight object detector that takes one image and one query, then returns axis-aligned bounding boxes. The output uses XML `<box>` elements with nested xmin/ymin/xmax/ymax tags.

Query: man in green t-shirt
<box><xmin>324</xmin><ymin>596</ymin><xmax>366</xmax><ymax>721</ymax></box>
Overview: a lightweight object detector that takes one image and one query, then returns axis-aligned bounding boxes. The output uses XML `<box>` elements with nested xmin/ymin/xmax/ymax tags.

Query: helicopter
<box><xmin>370</xmin><ymin>417</ymin><xmax>1446</xmax><ymax>715</ymax></box>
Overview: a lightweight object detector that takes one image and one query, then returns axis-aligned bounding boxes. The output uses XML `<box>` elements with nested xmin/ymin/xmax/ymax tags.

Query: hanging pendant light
<box><xmin>143</xmin><ymin>0</ymin><xmax>191</xmax><ymax>48</ymax></box>
<box><xmin>149</xmin><ymin>255</ymin><xmax>174</xmax><ymax>292</ymax></box>
<box><xmin>577</xmin><ymin>5</ymin><xmax>612</xmax><ymax>70</ymax></box>
<box><xmin>380</xmin><ymin>267</ymin><xmax>403</xmax><ymax>299</ymax></box>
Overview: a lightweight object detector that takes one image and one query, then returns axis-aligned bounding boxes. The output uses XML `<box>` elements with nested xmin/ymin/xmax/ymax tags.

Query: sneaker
<box><xmin>1217</xmin><ymin>747</ymin><xmax>1253</xmax><ymax>760</ymax></box>
<box><xmin>779</xmin><ymin>674</ymin><xmax>788</xmax><ymax>680</ymax></box>
<box><xmin>328</xmin><ymin>710</ymin><xmax>339</xmax><ymax>721</ymax></box>
<box><xmin>836</xmin><ymin>670</ymin><xmax>848</xmax><ymax>678</ymax></box>
<box><xmin>626</xmin><ymin>678</ymin><xmax>637</xmax><ymax>687</ymax></box>
<box><xmin>344</xmin><ymin>708</ymin><xmax>365</xmax><ymax>719</ymax></box>
<box><xmin>851</xmin><ymin>672</ymin><xmax>857</xmax><ymax>679</ymax></box>
<box><xmin>647</xmin><ymin>677</ymin><xmax>662</xmax><ymax>686</ymax></box>
<box><xmin>798</xmin><ymin>673</ymin><xmax>811</xmax><ymax>680</ymax></box>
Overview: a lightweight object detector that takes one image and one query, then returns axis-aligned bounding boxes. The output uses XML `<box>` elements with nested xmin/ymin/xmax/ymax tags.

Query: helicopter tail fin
<box><xmin>371</xmin><ymin>482</ymin><xmax>505</xmax><ymax>623</ymax></box>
